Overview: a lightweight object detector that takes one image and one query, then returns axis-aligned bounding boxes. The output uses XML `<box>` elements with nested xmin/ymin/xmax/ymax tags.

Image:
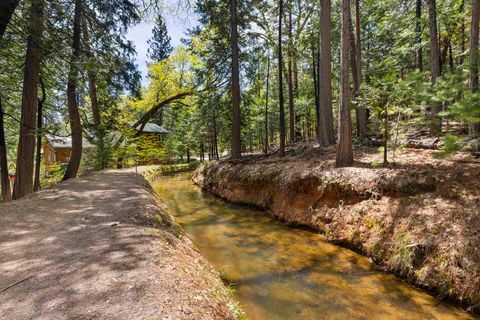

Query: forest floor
<box><xmin>194</xmin><ymin>142</ymin><xmax>480</xmax><ymax>311</ymax></box>
<box><xmin>0</xmin><ymin>167</ymin><xmax>238</xmax><ymax>320</ymax></box>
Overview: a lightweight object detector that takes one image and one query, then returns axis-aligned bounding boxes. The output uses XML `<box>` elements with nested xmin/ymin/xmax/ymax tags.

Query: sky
<box><xmin>126</xmin><ymin>3</ymin><xmax>198</xmax><ymax>85</ymax></box>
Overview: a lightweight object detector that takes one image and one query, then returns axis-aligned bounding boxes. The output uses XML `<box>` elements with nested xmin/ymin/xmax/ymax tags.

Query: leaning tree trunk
<box><xmin>336</xmin><ymin>0</ymin><xmax>353</xmax><ymax>167</ymax></box>
<box><xmin>0</xmin><ymin>97</ymin><xmax>12</xmax><ymax>202</ymax></box>
<box><xmin>63</xmin><ymin>0</ymin><xmax>83</xmax><ymax>181</ymax></box>
<box><xmin>319</xmin><ymin>0</ymin><xmax>335</xmax><ymax>145</ymax></box>
<box><xmin>415</xmin><ymin>0</ymin><xmax>423</xmax><ymax>71</ymax></box>
<box><xmin>13</xmin><ymin>0</ymin><xmax>44</xmax><ymax>199</ymax></box>
<box><xmin>427</xmin><ymin>0</ymin><xmax>442</xmax><ymax>136</ymax></box>
<box><xmin>288</xmin><ymin>2</ymin><xmax>295</xmax><ymax>143</ymax></box>
<box><xmin>230</xmin><ymin>0</ymin><xmax>242</xmax><ymax>160</ymax></box>
<box><xmin>33</xmin><ymin>75</ymin><xmax>45</xmax><ymax>192</ymax></box>
<box><xmin>469</xmin><ymin>0</ymin><xmax>480</xmax><ymax>136</ymax></box>
<box><xmin>278</xmin><ymin>0</ymin><xmax>286</xmax><ymax>157</ymax></box>
<box><xmin>0</xmin><ymin>0</ymin><xmax>19</xmax><ymax>41</ymax></box>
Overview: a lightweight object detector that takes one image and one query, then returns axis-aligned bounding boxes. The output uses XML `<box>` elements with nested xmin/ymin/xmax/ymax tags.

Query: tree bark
<box><xmin>33</xmin><ymin>76</ymin><xmax>45</xmax><ymax>192</ymax></box>
<box><xmin>312</xmin><ymin>44</ymin><xmax>320</xmax><ymax>140</ymax></box>
<box><xmin>82</xmin><ymin>21</ymin><xmax>101</xmax><ymax>128</ymax></box>
<box><xmin>0</xmin><ymin>0</ymin><xmax>19</xmax><ymax>41</ymax></box>
<box><xmin>460</xmin><ymin>0</ymin><xmax>466</xmax><ymax>64</ymax></box>
<box><xmin>319</xmin><ymin>0</ymin><xmax>335</xmax><ymax>145</ymax></box>
<box><xmin>0</xmin><ymin>97</ymin><xmax>12</xmax><ymax>202</ymax></box>
<box><xmin>13</xmin><ymin>0</ymin><xmax>44</xmax><ymax>199</ymax></box>
<box><xmin>63</xmin><ymin>0</ymin><xmax>83</xmax><ymax>181</ymax></box>
<box><xmin>213</xmin><ymin>108</ymin><xmax>219</xmax><ymax>160</ymax></box>
<box><xmin>415</xmin><ymin>0</ymin><xmax>423</xmax><ymax>71</ymax></box>
<box><xmin>288</xmin><ymin>1</ymin><xmax>295</xmax><ymax>143</ymax></box>
<box><xmin>354</xmin><ymin>0</ymin><xmax>367</xmax><ymax>137</ymax></box>
<box><xmin>278</xmin><ymin>0</ymin><xmax>286</xmax><ymax>157</ymax></box>
<box><xmin>470</xmin><ymin>0</ymin><xmax>480</xmax><ymax>136</ymax></box>
<box><xmin>264</xmin><ymin>55</ymin><xmax>270</xmax><ymax>155</ymax></box>
<box><xmin>336</xmin><ymin>0</ymin><xmax>353</xmax><ymax>167</ymax></box>
<box><xmin>230</xmin><ymin>0</ymin><xmax>242</xmax><ymax>159</ymax></box>
<box><xmin>427</xmin><ymin>0</ymin><xmax>442</xmax><ymax>136</ymax></box>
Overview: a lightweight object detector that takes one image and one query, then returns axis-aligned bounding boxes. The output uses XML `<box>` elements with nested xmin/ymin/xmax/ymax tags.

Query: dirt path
<box><xmin>0</xmin><ymin>168</ymin><xmax>236</xmax><ymax>320</ymax></box>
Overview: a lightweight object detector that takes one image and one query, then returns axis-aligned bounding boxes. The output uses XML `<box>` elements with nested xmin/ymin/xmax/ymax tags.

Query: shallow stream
<box><xmin>152</xmin><ymin>172</ymin><xmax>474</xmax><ymax>320</ymax></box>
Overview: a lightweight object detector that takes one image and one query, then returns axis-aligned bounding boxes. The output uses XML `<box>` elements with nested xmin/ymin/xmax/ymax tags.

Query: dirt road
<box><xmin>0</xmin><ymin>168</ymin><xmax>236</xmax><ymax>320</ymax></box>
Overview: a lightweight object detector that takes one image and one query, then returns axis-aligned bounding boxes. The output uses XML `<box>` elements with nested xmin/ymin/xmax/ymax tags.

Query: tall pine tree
<box><xmin>148</xmin><ymin>15</ymin><xmax>173</xmax><ymax>62</ymax></box>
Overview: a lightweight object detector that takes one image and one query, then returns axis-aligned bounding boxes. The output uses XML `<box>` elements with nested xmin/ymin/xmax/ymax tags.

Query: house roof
<box><xmin>128</xmin><ymin>122</ymin><xmax>169</xmax><ymax>134</ymax></box>
<box><xmin>46</xmin><ymin>134</ymin><xmax>94</xmax><ymax>149</ymax></box>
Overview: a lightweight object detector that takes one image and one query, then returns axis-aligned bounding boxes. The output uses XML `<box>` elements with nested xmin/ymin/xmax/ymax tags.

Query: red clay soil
<box><xmin>194</xmin><ymin>144</ymin><xmax>480</xmax><ymax>311</ymax></box>
<box><xmin>0</xmin><ymin>168</ymin><xmax>237</xmax><ymax>320</ymax></box>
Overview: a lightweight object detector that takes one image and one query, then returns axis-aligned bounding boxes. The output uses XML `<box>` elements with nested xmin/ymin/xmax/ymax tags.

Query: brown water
<box><xmin>153</xmin><ymin>172</ymin><xmax>475</xmax><ymax>320</ymax></box>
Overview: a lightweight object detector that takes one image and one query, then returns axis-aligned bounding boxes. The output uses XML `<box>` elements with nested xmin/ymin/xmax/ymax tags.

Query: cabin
<box><xmin>43</xmin><ymin>135</ymin><xmax>94</xmax><ymax>166</ymax></box>
<box><xmin>127</xmin><ymin>122</ymin><xmax>169</xmax><ymax>140</ymax></box>
<box><xmin>112</xmin><ymin>122</ymin><xmax>169</xmax><ymax>146</ymax></box>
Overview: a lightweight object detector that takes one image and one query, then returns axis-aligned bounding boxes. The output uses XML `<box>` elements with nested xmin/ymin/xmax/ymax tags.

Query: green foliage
<box><xmin>41</xmin><ymin>162</ymin><xmax>65</xmax><ymax>188</ymax></box>
<box><xmin>436</xmin><ymin>134</ymin><xmax>463</xmax><ymax>157</ymax></box>
<box><xmin>93</xmin><ymin>130</ymin><xmax>115</xmax><ymax>170</ymax></box>
<box><xmin>148</xmin><ymin>15</ymin><xmax>173</xmax><ymax>62</ymax></box>
<box><xmin>142</xmin><ymin>163</ymin><xmax>200</xmax><ymax>182</ymax></box>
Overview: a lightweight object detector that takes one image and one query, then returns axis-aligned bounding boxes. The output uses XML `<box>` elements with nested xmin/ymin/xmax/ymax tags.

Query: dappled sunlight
<box><xmin>0</xmin><ymin>168</ymin><xmax>237</xmax><ymax>319</ymax></box>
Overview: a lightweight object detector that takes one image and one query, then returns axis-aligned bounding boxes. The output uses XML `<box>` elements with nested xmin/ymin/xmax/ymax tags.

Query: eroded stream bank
<box><xmin>193</xmin><ymin>147</ymin><xmax>480</xmax><ymax>314</ymax></box>
<box><xmin>153</xmin><ymin>171</ymin><xmax>475</xmax><ymax>320</ymax></box>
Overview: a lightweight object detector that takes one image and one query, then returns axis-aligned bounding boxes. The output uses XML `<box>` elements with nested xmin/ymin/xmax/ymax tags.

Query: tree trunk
<box><xmin>0</xmin><ymin>0</ymin><xmax>19</xmax><ymax>41</ymax></box>
<box><xmin>265</xmin><ymin>55</ymin><xmax>270</xmax><ymax>155</ymax></box>
<box><xmin>230</xmin><ymin>0</ymin><xmax>242</xmax><ymax>159</ymax></box>
<box><xmin>33</xmin><ymin>76</ymin><xmax>45</xmax><ymax>192</ymax></box>
<box><xmin>288</xmin><ymin>2</ymin><xmax>295</xmax><ymax>143</ymax></box>
<box><xmin>63</xmin><ymin>0</ymin><xmax>83</xmax><ymax>180</ymax></box>
<box><xmin>13</xmin><ymin>0</ymin><xmax>44</xmax><ymax>199</ymax></box>
<box><xmin>213</xmin><ymin>109</ymin><xmax>219</xmax><ymax>160</ymax></box>
<box><xmin>312</xmin><ymin>44</ymin><xmax>320</xmax><ymax>140</ymax></box>
<box><xmin>449</xmin><ymin>43</ymin><xmax>454</xmax><ymax>71</ymax></box>
<box><xmin>0</xmin><ymin>97</ymin><xmax>12</xmax><ymax>202</ymax></box>
<box><xmin>319</xmin><ymin>0</ymin><xmax>335</xmax><ymax>145</ymax></box>
<box><xmin>415</xmin><ymin>0</ymin><xmax>423</xmax><ymax>71</ymax></box>
<box><xmin>348</xmin><ymin>13</ymin><xmax>366</xmax><ymax>138</ymax></box>
<box><xmin>278</xmin><ymin>0</ymin><xmax>286</xmax><ymax>157</ymax></box>
<box><xmin>82</xmin><ymin>22</ymin><xmax>101</xmax><ymax>128</ymax></box>
<box><xmin>336</xmin><ymin>0</ymin><xmax>353</xmax><ymax>167</ymax></box>
<box><xmin>470</xmin><ymin>0</ymin><xmax>480</xmax><ymax>136</ymax></box>
<box><xmin>461</xmin><ymin>0</ymin><xmax>466</xmax><ymax>64</ymax></box>
<box><xmin>427</xmin><ymin>0</ymin><xmax>442</xmax><ymax>135</ymax></box>
<box><xmin>354</xmin><ymin>0</ymin><xmax>367</xmax><ymax>137</ymax></box>
<box><xmin>383</xmin><ymin>102</ymin><xmax>389</xmax><ymax>166</ymax></box>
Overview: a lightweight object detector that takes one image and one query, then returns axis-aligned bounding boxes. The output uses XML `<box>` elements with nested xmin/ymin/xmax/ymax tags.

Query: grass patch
<box><xmin>388</xmin><ymin>231</ymin><xmax>415</xmax><ymax>276</ymax></box>
<box><xmin>143</xmin><ymin>162</ymin><xmax>200</xmax><ymax>182</ymax></box>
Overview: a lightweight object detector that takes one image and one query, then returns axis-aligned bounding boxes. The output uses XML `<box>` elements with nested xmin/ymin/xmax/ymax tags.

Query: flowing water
<box><xmin>152</xmin><ymin>172</ymin><xmax>475</xmax><ymax>320</ymax></box>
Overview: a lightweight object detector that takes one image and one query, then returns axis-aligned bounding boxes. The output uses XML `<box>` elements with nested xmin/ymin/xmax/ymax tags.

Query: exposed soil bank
<box><xmin>0</xmin><ymin>166</ymin><xmax>238</xmax><ymax>319</ymax></box>
<box><xmin>194</xmin><ymin>144</ymin><xmax>480</xmax><ymax>311</ymax></box>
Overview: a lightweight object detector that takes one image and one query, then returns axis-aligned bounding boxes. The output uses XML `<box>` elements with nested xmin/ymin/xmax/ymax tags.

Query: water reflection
<box><xmin>153</xmin><ymin>172</ymin><xmax>474</xmax><ymax>320</ymax></box>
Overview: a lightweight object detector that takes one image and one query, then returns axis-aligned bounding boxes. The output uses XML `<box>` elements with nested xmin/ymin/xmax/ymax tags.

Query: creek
<box><xmin>152</xmin><ymin>172</ymin><xmax>474</xmax><ymax>320</ymax></box>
